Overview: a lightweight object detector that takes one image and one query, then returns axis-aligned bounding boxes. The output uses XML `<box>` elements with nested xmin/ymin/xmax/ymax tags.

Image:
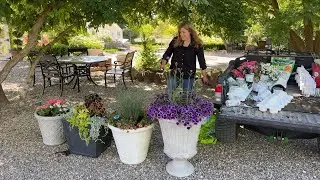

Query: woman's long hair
<box><xmin>173</xmin><ymin>21</ymin><xmax>203</xmax><ymax>48</ymax></box>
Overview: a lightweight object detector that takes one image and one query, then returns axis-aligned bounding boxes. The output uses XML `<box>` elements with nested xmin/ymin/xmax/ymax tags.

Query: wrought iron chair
<box><xmin>39</xmin><ymin>55</ymin><xmax>79</xmax><ymax>96</ymax></box>
<box><xmin>104</xmin><ymin>51</ymin><xmax>136</xmax><ymax>89</ymax></box>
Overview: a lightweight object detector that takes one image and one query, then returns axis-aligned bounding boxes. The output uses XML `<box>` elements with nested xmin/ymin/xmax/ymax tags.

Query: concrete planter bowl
<box><xmin>34</xmin><ymin>112</ymin><xmax>66</xmax><ymax>146</ymax></box>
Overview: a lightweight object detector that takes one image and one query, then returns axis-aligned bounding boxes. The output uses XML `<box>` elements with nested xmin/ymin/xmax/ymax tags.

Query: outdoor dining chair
<box><xmin>104</xmin><ymin>51</ymin><xmax>136</xmax><ymax>89</ymax></box>
<box><xmin>38</xmin><ymin>55</ymin><xmax>79</xmax><ymax>96</ymax></box>
<box><xmin>88</xmin><ymin>49</ymin><xmax>112</xmax><ymax>74</ymax></box>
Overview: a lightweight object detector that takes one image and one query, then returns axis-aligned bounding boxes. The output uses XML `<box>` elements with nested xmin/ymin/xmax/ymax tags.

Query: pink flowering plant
<box><xmin>36</xmin><ymin>98</ymin><xmax>69</xmax><ymax>116</ymax></box>
<box><xmin>237</xmin><ymin>61</ymin><xmax>259</xmax><ymax>74</ymax></box>
<box><xmin>231</xmin><ymin>61</ymin><xmax>259</xmax><ymax>78</ymax></box>
<box><xmin>231</xmin><ymin>69</ymin><xmax>245</xmax><ymax>78</ymax></box>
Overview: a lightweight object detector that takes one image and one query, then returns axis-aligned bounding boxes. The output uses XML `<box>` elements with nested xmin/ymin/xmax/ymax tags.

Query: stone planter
<box><xmin>158</xmin><ymin>119</ymin><xmax>202</xmax><ymax>177</ymax></box>
<box><xmin>34</xmin><ymin>112</ymin><xmax>66</xmax><ymax>146</ymax></box>
<box><xmin>108</xmin><ymin>124</ymin><xmax>154</xmax><ymax>164</ymax></box>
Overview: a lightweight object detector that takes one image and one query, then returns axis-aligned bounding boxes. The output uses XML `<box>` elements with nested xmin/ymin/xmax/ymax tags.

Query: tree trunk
<box><xmin>289</xmin><ymin>29</ymin><xmax>306</xmax><ymax>52</ymax></box>
<box><xmin>314</xmin><ymin>31</ymin><xmax>320</xmax><ymax>53</ymax></box>
<box><xmin>304</xmin><ymin>17</ymin><xmax>314</xmax><ymax>52</ymax></box>
<box><xmin>20</xmin><ymin>25</ymin><xmax>74</xmax><ymax>100</ymax></box>
<box><xmin>271</xmin><ymin>0</ymin><xmax>279</xmax><ymax>11</ymax></box>
<box><xmin>0</xmin><ymin>83</ymin><xmax>9</xmax><ymax>105</ymax></box>
<box><xmin>27</xmin><ymin>25</ymin><xmax>74</xmax><ymax>86</ymax></box>
<box><xmin>0</xmin><ymin>3</ymin><xmax>56</xmax><ymax>105</ymax></box>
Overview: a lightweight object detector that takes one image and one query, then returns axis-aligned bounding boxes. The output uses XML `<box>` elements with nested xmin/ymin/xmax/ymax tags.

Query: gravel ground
<box><xmin>1</xmin><ymin>60</ymin><xmax>320</xmax><ymax>180</ymax></box>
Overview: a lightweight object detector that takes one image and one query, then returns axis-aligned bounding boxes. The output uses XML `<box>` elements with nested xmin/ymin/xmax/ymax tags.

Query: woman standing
<box><xmin>160</xmin><ymin>21</ymin><xmax>208</xmax><ymax>92</ymax></box>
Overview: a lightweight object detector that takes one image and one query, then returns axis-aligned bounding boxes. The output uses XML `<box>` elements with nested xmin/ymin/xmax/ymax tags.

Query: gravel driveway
<box><xmin>0</xmin><ymin>60</ymin><xmax>320</xmax><ymax>180</ymax></box>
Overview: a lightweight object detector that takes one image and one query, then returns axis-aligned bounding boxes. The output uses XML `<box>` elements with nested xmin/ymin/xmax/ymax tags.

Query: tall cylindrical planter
<box><xmin>108</xmin><ymin>124</ymin><xmax>154</xmax><ymax>164</ymax></box>
<box><xmin>34</xmin><ymin>112</ymin><xmax>66</xmax><ymax>146</ymax></box>
<box><xmin>159</xmin><ymin>119</ymin><xmax>202</xmax><ymax>177</ymax></box>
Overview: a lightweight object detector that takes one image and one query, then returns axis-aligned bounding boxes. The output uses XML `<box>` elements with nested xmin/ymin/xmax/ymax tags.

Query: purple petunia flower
<box><xmin>147</xmin><ymin>91</ymin><xmax>214</xmax><ymax>129</ymax></box>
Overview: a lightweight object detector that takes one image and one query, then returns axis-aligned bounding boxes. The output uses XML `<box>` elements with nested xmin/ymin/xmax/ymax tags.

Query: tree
<box><xmin>0</xmin><ymin>0</ymin><xmax>129</xmax><ymax>105</ymax></box>
<box><xmin>124</xmin><ymin>0</ymin><xmax>247</xmax><ymax>50</ymax></box>
<box><xmin>245</xmin><ymin>0</ymin><xmax>320</xmax><ymax>52</ymax></box>
<box><xmin>193</xmin><ymin>0</ymin><xmax>247</xmax><ymax>49</ymax></box>
<box><xmin>0</xmin><ymin>0</ymin><xmax>247</xmax><ymax>105</ymax></box>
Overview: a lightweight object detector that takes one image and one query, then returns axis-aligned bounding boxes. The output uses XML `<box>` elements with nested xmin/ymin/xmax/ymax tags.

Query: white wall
<box><xmin>89</xmin><ymin>23</ymin><xmax>123</xmax><ymax>41</ymax></box>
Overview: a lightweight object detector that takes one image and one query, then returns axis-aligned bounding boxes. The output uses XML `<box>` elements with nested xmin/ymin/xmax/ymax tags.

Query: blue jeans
<box><xmin>167</xmin><ymin>76</ymin><xmax>194</xmax><ymax>93</ymax></box>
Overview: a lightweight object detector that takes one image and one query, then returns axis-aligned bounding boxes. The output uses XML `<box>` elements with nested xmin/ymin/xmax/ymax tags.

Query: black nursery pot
<box><xmin>63</xmin><ymin>120</ymin><xmax>113</xmax><ymax>158</ymax></box>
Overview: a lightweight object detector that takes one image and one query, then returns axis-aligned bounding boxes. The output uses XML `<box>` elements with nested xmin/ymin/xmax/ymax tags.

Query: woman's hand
<box><xmin>201</xmin><ymin>70</ymin><xmax>209</xmax><ymax>84</ymax></box>
<box><xmin>160</xmin><ymin>59</ymin><xmax>166</xmax><ymax>70</ymax></box>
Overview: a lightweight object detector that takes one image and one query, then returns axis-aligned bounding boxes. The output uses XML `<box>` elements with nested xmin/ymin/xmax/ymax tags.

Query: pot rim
<box><xmin>34</xmin><ymin>111</ymin><xmax>67</xmax><ymax>120</ymax></box>
<box><xmin>108</xmin><ymin>123</ymin><xmax>154</xmax><ymax>133</ymax></box>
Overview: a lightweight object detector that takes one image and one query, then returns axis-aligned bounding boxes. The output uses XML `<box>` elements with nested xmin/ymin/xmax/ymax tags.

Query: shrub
<box><xmin>203</xmin><ymin>43</ymin><xmax>225</xmax><ymax>51</ymax></box>
<box><xmin>135</xmin><ymin>40</ymin><xmax>160</xmax><ymax>70</ymax></box>
<box><xmin>33</xmin><ymin>43</ymin><xmax>68</xmax><ymax>56</ymax></box>
<box><xmin>47</xmin><ymin>43</ymin><xmax>68</xmax><ymax>56</ymax></box>
<box><xmin>68</xmin><ymin>34</ymin><xmax>103</xmax><ymax>49</ymax></box>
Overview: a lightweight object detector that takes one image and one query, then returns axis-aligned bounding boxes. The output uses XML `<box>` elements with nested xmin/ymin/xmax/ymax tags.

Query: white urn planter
<box><xmin>108</xmin><ymin>124</ymin><xmax>154</xmax><ymax>164</ymax></box>
<box><xmin>34</xmin><ymin>112</ymin><xmax>66</xmax><ymax>146</ymax></box>
<box><xmin>159</xmin><ymin>119</ymin><xmax>202</xmax><ymax>177</ymax></box>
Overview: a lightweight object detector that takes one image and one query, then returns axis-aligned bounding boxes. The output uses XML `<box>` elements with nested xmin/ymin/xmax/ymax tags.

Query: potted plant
<box><xmin>34</xmin><ymin>98</ymin><xmax>69</xmax><ymax>146</ymax></box>
<box><xmin>260</xmin><ymin>62</ymin><xmax>280</xmax><ymax>82</ymax></box>
<box><xmin>63</xmin><ymin>94</ymin><xmax>112</xmax><ymax>158</ymax></box>
<box><xmin>231</xmin><ymin>68</ymin><xmax>245</xmax><ymax>85</ymax></box>
<box><xmin>237</xmin><ymin>61</ymin><xmax>258</xmax><ymax>83</ymax></box>
<box><xmin>107</xmin><ymin>89</ymin><xmax>154</xmax><ymax>165</ymax></box>
<box><xmin>147</xmin><ymin>76</ymin><xmax>214</xmax><ymax>177</ymax></box>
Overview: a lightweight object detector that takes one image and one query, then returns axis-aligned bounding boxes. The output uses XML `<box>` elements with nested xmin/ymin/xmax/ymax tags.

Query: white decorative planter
<box><xmin>245</xmin><ymin>73</ymin><xmax>254</xmax><ymax>82</ymax></box>
<box><xmin>34</xmin><ymin>112</ymin><xmax>66</xmax><ymax>146</ymax></box>
<box><xmin>159</xmin><ymin>119</ymin><xmax>202</xmax><ymax>177</ymax></box>
<box><xmin>108</xmin><ymin>124</ymin><xmax>154</xmax><ymax>164</ymax></box>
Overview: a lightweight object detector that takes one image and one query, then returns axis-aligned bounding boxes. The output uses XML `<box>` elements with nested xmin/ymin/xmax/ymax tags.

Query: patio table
<box><xmin>57</xmin><ymin>55</ymin><xmax>111</xmax><ymax>87</ymax></box>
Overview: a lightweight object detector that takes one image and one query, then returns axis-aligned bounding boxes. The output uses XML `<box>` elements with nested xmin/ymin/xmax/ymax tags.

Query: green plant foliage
<box><xmin>114</xmin><ymin>89</ymin><xmax>145</xmax><ymax>121</ymax></box>
<box><xmin>134</xmin><ymin>24</ymin><xmax>160</xmax><ymax>70</ymax></box>
<box><xmin>194</xmin><ymin>0</ymin><xmax>247</xmax><ymax>43</ymax></box>
<box><xmin>66</xmin><ymin>104</ymin><xmax>92</xmax><ymax>144</ymax></box>
<box><xmin>198</xmin><ymin>115</ymin><xmax>217</xmax><ymax>144</ymax></box>
<box><xmin>108</xmin><ymin>89</ymin><xmax>152</xmax><ymax>129</ymax></box>
<box><xmin>135</xmin><ymin>41</ymin><xmax>159</xmax><ymax>70</ymax></box>
<box><xmin>203</xmin><ymin>43</ymin><xmax>225</xmax><ymax>51</ymax></box>
<box><xmin>65</xmin><ymin>101</ymin><xmax>108</xmax><ymax>145</ymax></box>
<box><xmin>47</xmin><ymin>43</ymin><xmax>68</xmax><ymax>56</ymax></box>
<box><xmin>68</xmin><ymin>34</ymin><xmax>103</xmax><ymax>49</ymax></box>
<box><xmin>104</xmin><ymin>48</ymin><xmax>119</xmax><ymax>53</ymax></box>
